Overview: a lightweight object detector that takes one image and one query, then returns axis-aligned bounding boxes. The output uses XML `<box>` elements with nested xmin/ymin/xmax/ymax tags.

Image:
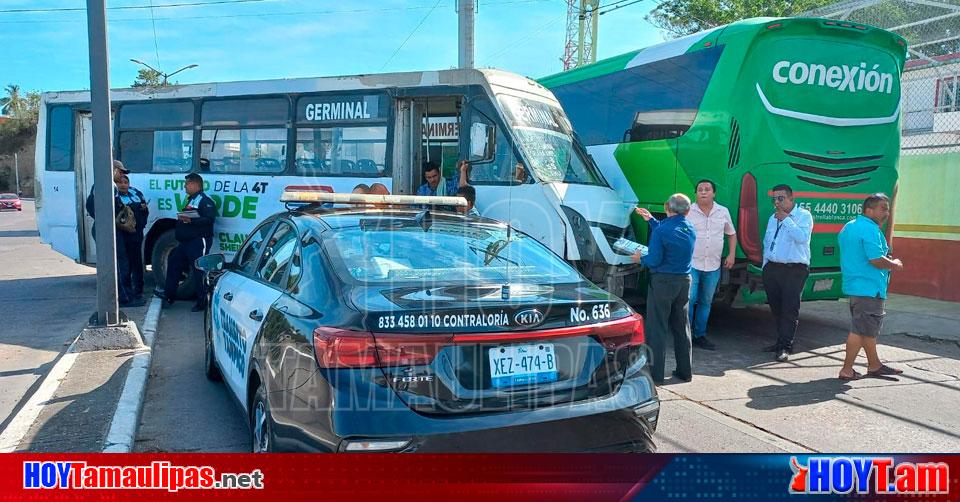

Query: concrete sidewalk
<box><xmin>4</xmin><ymin>300</ymin><xmax>156</xmax><ymax>453</ymax></box>
<box><xmin>656</xmin><ymin>294</ymin><xmax>960</xmax><ymax>453</ymax></box>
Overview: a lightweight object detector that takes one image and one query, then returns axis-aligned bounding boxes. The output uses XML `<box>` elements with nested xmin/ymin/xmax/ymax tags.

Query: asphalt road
<box><xmin>0</xmin><ymin>201</ymin><xmax>97</xmax><ymax>431</ymax></box>
<box><xmin>135</xmin><ymin>278</ymin><xmax>960</xmax><ymax>453</ymax></box>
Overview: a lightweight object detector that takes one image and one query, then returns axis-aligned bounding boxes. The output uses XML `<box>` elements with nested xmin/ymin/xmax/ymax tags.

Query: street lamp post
<box><xmin>130</xmin><ymin>59</ymin><xmax>198</xmax><ymax>85</ymax></box>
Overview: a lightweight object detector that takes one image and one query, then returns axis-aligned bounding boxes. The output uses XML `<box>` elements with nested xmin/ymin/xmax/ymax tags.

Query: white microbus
<box><xmin>35</xmin><ymin>69</ymin><xmax>639</xmax><ymax>297</ymax></box>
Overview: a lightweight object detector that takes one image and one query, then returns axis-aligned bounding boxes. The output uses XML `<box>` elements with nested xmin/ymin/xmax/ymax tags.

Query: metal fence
<box><xmin>902</xmin><ymin>62</ymin><xmax>960</xmax><ymax>154</ymax></box>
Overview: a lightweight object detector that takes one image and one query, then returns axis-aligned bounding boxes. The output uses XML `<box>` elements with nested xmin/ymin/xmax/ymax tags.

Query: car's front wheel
<box><xmin>250</xmin><ymin>382</ymin><xmax>274</xmax><ymax>453</ymax></box>
<box><xmin>203</xmin><ymin>308</ymin><xmax>221</xmax><ymax>381</ymax></box>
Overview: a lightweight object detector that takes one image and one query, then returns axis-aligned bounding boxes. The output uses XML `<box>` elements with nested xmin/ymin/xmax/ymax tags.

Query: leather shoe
<box><xmin>776</xmin><ymin>350</ymin><xmax>789</xmax><ymax>362</ymax></box>
<box><xmin>692</xmin><ymin>337</ymin><xmax>717</xmax><ymax>350</ymax></box>
<box><xmin>672</xmin><ymin>371</ymin><xmax>692</xmax><ymax>382</ymax></box>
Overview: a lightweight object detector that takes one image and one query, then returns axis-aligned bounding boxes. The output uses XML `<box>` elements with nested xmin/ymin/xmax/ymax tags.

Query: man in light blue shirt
<box><xmin>837</xmin><ymin>193</ymin><xmax>904</xmax><ymax>380</ymax></box>
<box><xmin>761</xmin><ymin>184</ymin><xmax>813</xmax><ymax>362</ymax></box>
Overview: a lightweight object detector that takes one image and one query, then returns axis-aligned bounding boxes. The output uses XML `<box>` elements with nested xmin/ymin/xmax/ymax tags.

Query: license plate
<box><xmin>813</xmin><ymin>278</ymin><xmax>834</xmax><ymax>292</ymax></box>
<box><xmin>488</xmin><ymin>343</ymin><xmax>558</xmax><ymax>388</ymax></box>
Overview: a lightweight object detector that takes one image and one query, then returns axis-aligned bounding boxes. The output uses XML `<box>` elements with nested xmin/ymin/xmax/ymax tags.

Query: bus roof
<box><xmin>540</xmin><ymin>17</ymin><xmax>907</xmax><ymax>88</ymax></box>
<box><xmin>41</xmin><ymin>67</ymin><xmax>559</xmax><ymax>107</ymax></box>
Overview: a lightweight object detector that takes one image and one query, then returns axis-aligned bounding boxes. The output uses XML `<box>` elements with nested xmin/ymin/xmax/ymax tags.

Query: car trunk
<box><xmin>353</xmin><ymin>283</ymin><xmax>645</xmax><ymax>415</ymax></box>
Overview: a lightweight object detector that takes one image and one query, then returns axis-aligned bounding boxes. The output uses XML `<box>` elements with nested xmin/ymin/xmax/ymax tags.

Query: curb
<box><xmin>102</xmin><ymin>297</ymin><xmax>162</xmax><ymax>453</ymax></box>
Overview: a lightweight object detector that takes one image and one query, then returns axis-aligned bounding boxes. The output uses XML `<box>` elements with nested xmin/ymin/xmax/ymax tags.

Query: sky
<box><xmin>0</xmin><ymin>0</ymin><xmax>667</xmax><ymax>93</ymax></box>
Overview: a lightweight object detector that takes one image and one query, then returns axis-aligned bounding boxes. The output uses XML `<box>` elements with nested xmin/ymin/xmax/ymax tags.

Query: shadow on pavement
<box><xmin>21</xmin><ymin>356</ymin><xmax>131</xmax><ymax>452</ymax></box>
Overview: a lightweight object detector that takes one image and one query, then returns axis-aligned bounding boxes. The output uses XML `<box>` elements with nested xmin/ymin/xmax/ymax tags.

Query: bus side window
<box><xmin>199</xmin><ymin>98</ymin><xmax>289</xmax><ymax>175</ymax></box>
<box><xmin>46</xmin><ymin>106</ymin><xmax>74</xmax><ymax>172</ymax></box>
<box><xmin>117</xmin><ymin>101</ymin><xmax>194</xmax><ymax>173</ymax></box>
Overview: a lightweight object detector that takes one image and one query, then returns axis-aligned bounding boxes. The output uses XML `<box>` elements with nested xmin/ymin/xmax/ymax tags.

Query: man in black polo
<box><xmin>163</xmin><ymin>173</ymin><xmax>217</xmax><ymax>311</ymax></box>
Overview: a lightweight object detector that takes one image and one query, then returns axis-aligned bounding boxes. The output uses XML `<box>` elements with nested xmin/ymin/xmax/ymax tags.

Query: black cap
<box><xmin>185</xmin><ymin>173</ymin><xmax>203</xmax><ymax>185</ymax></box>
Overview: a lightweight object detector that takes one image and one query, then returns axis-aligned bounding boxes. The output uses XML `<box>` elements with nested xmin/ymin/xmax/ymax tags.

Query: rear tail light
<box><xmin>313</xmin><ymin>328</ymin><xmax>378</xmax><ymax>368</ymax></box>
<box><xmin>591</xmin><ymin>313</ymin><xmax>645</xmax><ymax>349</ymax></box>
<box><xmin>313</xmin><ymin>328</ymin><xmax>450</xmax><ymax>368</ymax></box>
<box><xmin>313</xmin><ymin>314</ymin><xmax>647</xmax><ymax>368</ymax></box>
<box><xmin>738</xmin><ymin>172</ymin><xmax>763</xmax><ymax>266</ymax></box>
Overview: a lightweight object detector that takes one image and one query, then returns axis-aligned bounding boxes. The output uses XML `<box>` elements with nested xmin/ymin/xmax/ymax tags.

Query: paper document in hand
<box><xmin>178</xmin><ymin>210</ymin><xmax>200</xmax><ymax>219</ymax></box>
<box><xmin>612</xmin><ymin>237</ymin><xmax>648</xmax><ymax>257</ymax></box>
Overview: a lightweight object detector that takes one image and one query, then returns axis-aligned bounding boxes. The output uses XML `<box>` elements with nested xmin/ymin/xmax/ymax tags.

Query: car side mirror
<box><xmin>195</xmin><ymin>254</ymin><xmax>225</xmax><ymax>272</ymax></box>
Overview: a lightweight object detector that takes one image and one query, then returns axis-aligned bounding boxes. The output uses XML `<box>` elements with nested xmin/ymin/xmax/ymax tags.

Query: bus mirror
<box><xmin>469</xmin><ymin>123</ymin><xmax>495</xmax><ymax>162</ymax></box>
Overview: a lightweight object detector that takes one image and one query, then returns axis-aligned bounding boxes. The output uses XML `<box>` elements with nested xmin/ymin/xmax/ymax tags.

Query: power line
<box><xmin>0</xmin><ymin>0</ymin><xmax>552</xmax><ymax>24</ymax></box>
<box><xmin>148</xmin><ymin>0</ymin><xmax>163</xmax><ymax>70</ymax></box>
<box><xmin>0</xmin><ymin>0</ymin><xmax>272</xmax><ymax>14</ymax></box>
<box><xmin>598</xmin><ymin>0</ymin><xmax>643</xmax><ymax>15</ymax></box>
<box><xmin>379</xmin><ymin>0</ymin><xmax>444</xmax><ymax>71</ymax></box>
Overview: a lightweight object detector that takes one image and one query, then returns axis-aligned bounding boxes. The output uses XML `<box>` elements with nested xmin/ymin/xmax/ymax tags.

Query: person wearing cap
<box><xmin>84</xmin><ymin>160</ymin><xmax>143</xmax><ymax>307</ymax></box>
<box><xmin>163</xmin><ymin>173</ymin><xmax>217</xmax><ymax>312</ymax></box>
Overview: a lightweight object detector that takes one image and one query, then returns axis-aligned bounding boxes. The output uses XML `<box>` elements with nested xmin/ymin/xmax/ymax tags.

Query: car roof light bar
<box><xmin>280</xmin><ymin>190</ymin><xmax>468</xmax><ymax>208</ymax></box>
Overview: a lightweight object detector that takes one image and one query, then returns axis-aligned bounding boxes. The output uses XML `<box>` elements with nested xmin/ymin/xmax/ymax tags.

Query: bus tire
<box><xmin>604</xmin><ymin>269</ymin><xmax>625</xmax><ymax>298</ymax></box>
<box><xmin>150</xmin><ymin>229</ymin><xmax>197</xmax><ymax>300</ymax></box>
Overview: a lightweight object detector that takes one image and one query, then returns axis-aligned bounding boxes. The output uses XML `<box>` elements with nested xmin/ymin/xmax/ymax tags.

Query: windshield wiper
<box><xmin>468</xmin><ymin>240</ymin><xmax>519</xmax><ymax>267</ymax></box>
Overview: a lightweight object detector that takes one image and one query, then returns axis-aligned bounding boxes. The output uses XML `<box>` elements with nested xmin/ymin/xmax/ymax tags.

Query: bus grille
<box><xmin>788</xmin><ymin>163</ymin><xmax>878</xmax><ymax>178</ymax></box>
<box><xmin>727</xmin><ymin>117</ymin><xmax>741</xmax><ymax>169</ymax></box>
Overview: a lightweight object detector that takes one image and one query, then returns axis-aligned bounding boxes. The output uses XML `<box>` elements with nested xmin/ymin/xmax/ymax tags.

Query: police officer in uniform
<box><xmin>163</xmin><ymin>173</ymin><xmax>217</xmax><ymax>312</ymax></box>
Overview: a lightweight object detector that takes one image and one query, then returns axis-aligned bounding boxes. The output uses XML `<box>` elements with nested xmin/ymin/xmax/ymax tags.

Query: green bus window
<box><xmin>200</xmin><ymin>128</ymin><xmax>286</xmax><ymax>174</ymax></box>
<box><xmin>46</xmin><ymin>106</ymin><xmax>73</xmax><ymax>172</ymax></box>
<box><xmin>295</xmin><ymin>126</ymin><xmax>387</xmax><ymax>177</ymax></box>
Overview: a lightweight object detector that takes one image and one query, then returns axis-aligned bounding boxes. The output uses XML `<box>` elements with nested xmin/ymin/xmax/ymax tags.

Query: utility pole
<box><xmin>561</xmin><ymin>0</ymin><xmax>599</xmax><ymax>70</ymax></box>
<box><xmin>86</xmin><ymin>0</ymin><xmax>120</xmax><ymax>326</ymax></box>
<box><xmin>13</xmin><ymin>153</ymin><xmax>19</xmax><ymax>195</ymax></box>
<box><xmin>457</xmin><ymin>0</ymin><xmax>476</xmax><ymax>69</ymax></box>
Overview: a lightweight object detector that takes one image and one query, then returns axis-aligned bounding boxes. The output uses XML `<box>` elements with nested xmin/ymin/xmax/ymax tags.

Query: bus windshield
<box><xmin>497</xmin><ymin>94</ymin><xmax>605</xmax><ymax>186</ymax></box>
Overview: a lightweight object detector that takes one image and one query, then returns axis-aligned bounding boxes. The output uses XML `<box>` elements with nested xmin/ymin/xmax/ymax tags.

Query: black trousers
<box><xmin>645</xmin><ymin>273</ymin><xmax>692</xmax><ymax>383</ymax></box>
<box><xmin>762</xmin><ymin>262</ymin><xmax>809</xmax><ymax>351</ymax></box>
<box><xmin>164</xmin><ymin>238</ymin><xmax>207</xmax><ymax>303</ymax></box>
<box><xmin>120</xmin><ymin>233</ymin><xmax>144</xmax><ymax>296</ymax></box>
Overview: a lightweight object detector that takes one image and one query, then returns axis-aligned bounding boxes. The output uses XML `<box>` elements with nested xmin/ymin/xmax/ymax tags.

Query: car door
<box><xmin>212</xmin><ymin>218</ymin><xmax>277</xmax><ymax>406</ymax></box>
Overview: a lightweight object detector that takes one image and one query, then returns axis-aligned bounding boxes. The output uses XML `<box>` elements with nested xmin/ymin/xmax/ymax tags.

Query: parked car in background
<box><xmin>0</xmin><ymin>193</ymin><xmax>21</xmax><ymax>211</ymax></box>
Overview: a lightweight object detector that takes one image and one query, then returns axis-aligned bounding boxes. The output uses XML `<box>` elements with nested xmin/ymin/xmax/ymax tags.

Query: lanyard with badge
<box><xmin>770</xmin><ymin>219</ymin><xmax>784</xmax><ymax>252</ymax></box>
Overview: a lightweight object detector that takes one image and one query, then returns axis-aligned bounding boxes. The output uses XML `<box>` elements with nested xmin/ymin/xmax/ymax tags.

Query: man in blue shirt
<box><xmin>761</xmin><ymin>184</ymin><xmax>813</xmax><ymax>362</ymax></box>
<box><xmin>416</xmin><ymin>161</ymin><xmax>468</xmax><ymax>197</ymax></box>
<box><xmin>837</xmin><ymin>193</ymin><xmax>904</xmax><ymax>380</ymax></box>
<box><xmin>634</xmin><ymin>194</ymin><xmax>697</xmax><ymax>385</ymax></box>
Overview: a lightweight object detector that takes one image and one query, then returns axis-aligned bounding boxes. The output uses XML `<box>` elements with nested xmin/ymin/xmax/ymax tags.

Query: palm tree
<box><xmin>0</xmin><ymin>85</ymin><xmax>26</xmax><ymax>117</ymax></box>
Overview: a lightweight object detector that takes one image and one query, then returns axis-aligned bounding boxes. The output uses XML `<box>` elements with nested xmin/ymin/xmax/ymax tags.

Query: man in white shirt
<box><xmin>686</xmin><ymin>180</ymin><xmax>737</xmax><ymax>350</ymax></box>
<box><xmin>762</xmin><ymin>184</ymin><xmax>814</xmax><ymax>362</ymax></box>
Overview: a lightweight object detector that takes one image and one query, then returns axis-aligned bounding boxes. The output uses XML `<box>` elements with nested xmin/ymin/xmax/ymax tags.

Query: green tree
<box><xmin>0</xmin><ymin>84</ymin><xmax>26</xmax><ymax>117</ymax></box>
<box><xmin>132</xmin><ymin>68</ymin><xmax>164</xmax><ymax>88</ymax></box>
<box><xmin>647</xmin><ymin>0</ymin><xmax>834</xmax><ymax>37</ymax></box>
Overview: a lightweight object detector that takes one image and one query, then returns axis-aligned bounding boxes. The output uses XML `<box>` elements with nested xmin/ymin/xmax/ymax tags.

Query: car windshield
<box><xmin>497</xmin><ymin>94</ymin><xmax>605</xmax><ymax>186</ymax></box>
<box><xmin>0</xmin><ymin>194</ymin><xmax>17</xmax><ymax>199</ymax></box>
<box><xmin>323</xmin><ymin>221</ymin><xmax>582</xmax><ymax>285</ymax></box>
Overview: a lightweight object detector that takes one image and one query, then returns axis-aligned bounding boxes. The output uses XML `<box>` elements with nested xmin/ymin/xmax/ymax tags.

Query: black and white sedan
<box><xmin>196</xmin><ymin>192</ymin><xmax>660</xmax><ymax>453</ymax></box>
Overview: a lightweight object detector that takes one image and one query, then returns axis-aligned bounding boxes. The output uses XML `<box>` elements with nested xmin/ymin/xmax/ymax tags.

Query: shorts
<box><xmin>849</xmin><ymin>296</ymin><xmax>886</xmax><ymax>338</ymax></box>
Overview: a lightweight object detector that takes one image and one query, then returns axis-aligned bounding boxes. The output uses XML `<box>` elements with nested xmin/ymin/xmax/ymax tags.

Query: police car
<box><xmin>195</xmin><ymin>190</ymin><xmax>660</xmax><ymax>452</ymax></box>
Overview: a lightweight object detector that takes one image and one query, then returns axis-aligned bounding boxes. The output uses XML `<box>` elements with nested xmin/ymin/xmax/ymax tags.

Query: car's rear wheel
<box><xmin>203</xmin><ymin>308</ymin><xmax>221</xmax><ymax>381</ymax></box>
<box><xmin>250</xmin><ymin>382</ymin><xmax>273</xmax><ymax>453</ymax></box>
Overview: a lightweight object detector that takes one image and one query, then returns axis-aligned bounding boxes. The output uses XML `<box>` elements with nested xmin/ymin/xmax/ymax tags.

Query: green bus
<box><xmin>541</xmin><ymin>17</ymin><xmax>906</xmax><ymax>305</ymax></box>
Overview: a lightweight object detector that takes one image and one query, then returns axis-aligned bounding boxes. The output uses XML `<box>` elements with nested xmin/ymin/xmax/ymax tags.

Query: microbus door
<box><xmin>392</xmin><ymin>98</ymin><xmax>426</xmax><ymax>195</ymax></box>
<box><xmin>76</xmin><ymin>112</ymin><xmax>98</xmax><ymax>264</ymax></box>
